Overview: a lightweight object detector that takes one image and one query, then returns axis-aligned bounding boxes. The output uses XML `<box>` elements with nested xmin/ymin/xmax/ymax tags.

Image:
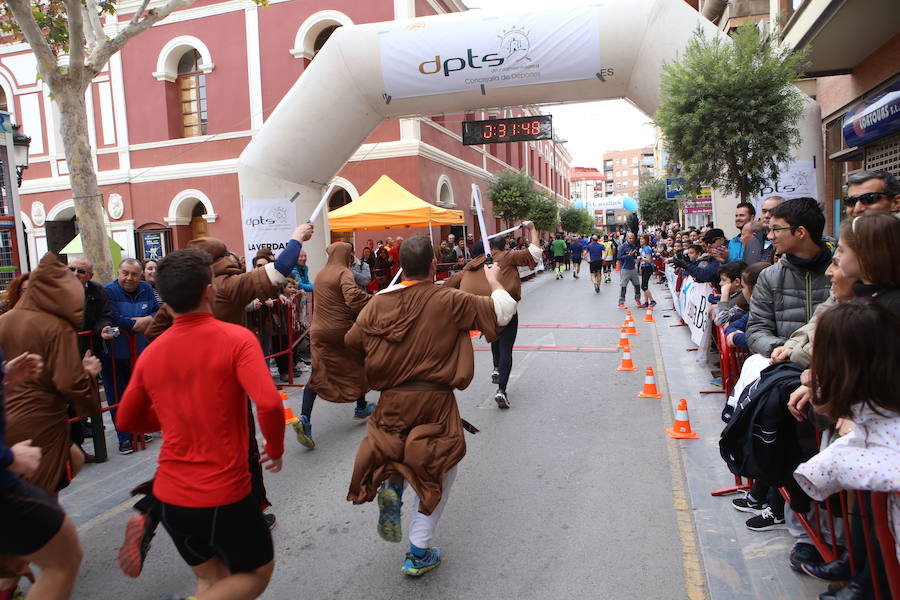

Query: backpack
<box><xmin>719</xmin><ymin>362</ymin><xmax>806</xmax><ymax>482</ymax></box>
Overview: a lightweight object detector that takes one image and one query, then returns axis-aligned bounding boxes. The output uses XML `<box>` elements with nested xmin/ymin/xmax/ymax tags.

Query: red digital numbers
<box><xmin>472</xmin><ymin>117</ymin><xmax>548</xmax><ymax>143</ymax></box>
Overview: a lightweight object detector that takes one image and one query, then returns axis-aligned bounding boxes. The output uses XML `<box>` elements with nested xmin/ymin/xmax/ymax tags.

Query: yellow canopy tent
<box><xmin>60</xmin><ymin>234</ymin><xmax>124</xmax><ymax>266</ymax></box>
<box><xmin>327</xmin><ymin>175</ymin><xmax>464</xmax><ymax>232</ymax></box>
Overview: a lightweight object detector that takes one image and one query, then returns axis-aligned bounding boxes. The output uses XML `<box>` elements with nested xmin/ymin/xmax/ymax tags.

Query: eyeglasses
<box><xmin>770</xmin><ymin>225</ymin><xmax>798</xmax><ymax>233</ymax></box>
<box><xmin>843</xmin><ymin>192</ymin><xmax>887</xmax><ymax>208</ymax></box>
<box><xmin>68</xmin><ymin>266</ymin><xmax>88</xmax><ymax>274</ymax></box>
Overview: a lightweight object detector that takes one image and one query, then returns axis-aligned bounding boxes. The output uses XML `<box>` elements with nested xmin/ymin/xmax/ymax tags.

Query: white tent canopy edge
<box><xmin>238</xmin><ymin>0</ymin><xmax>822</xmax><ymax>273</ymax></box>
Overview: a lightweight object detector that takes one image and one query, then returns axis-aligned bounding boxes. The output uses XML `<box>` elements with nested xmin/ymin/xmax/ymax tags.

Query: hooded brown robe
<box><xmin>443</xmin><ymin>247</ymin><xmax>536</xmax><ymax>302</ymax></box>
<box><xmin>0</xmin><ymin>253</ymin><xmax>99</xmax><ymax>494</ymax></box>
<box><xmin>308</xmin><ymin>242</ymin><xmax>371</xmax><ymax>403</ymax></box>
<box><xmin>146</xmin><ymin>237</ymin><xmax>279</xmax><ymax>339</ymax></box>
<box><xmin>345</xmin><ymin>281</ymin><xmax>501</xmax><ymax>515</ymax></box>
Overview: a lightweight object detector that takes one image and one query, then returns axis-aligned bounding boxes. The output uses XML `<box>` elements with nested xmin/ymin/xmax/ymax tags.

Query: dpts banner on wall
<box><xmin>380</xmin><ymin>6</ymin><xmax>601</xmax><ymax>99</ymax></box>
<box><xmin>240</xmin><ymin>197</ymin><xmax>298</xmax><ymax>271</ymax></box>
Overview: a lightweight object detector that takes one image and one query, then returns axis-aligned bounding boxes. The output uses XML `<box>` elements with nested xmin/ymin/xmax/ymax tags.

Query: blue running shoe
<box><xmin>401</xmin><ymin>547</ymin><xmax>442</xmax><ymax>577</ymax></box>
<box><xmin>377</xmin><ymin>483</ymin><xmax>403</xmax><ymax>542</ymax></box>
<box><xmin>354</xmin><ymin>402</ymin><xmax>376</xmax><ymax>420</ymax></box>
<box><xmin>292</xmin><ymin>415</ymin><xmax>315</xmax><ymax>449</ymax></box>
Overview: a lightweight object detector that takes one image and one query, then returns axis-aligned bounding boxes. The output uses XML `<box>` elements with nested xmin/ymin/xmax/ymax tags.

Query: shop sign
<box><xmin>842</xmin><ymin>79</ymin><xmax>900</xmax><ymax>148</ymax></box>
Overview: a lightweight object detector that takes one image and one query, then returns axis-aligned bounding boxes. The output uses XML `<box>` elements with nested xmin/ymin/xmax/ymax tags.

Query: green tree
<box><xmin>527</xmin><ymin>193</ymin><xmax>558</xmax><ymax>233</ymax></box>
<box><xmin>638</xmin><ymin>178</ymin><xmax>674</xmax><ymax>226</ymax></box>
<box><xmin>488</xmin><ymin>169</ymin><xmax>536</xmax><ymax>224</ymax></box>
<box><xmin>559</xmin><ymin>206</ymin><xmax>592</xmax><ymax>235</ymax></box>
<box><xmin>654</xmin><ymin>25</ymin><xmax>808</xmax><ymax>203</ymax></box>
<box><xmin>0</xmin><ymin>0</ymin><xmax>265</xmax><ymax>281</ymax></box>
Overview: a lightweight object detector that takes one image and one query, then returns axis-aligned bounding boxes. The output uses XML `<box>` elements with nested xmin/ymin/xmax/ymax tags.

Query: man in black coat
<box><xmin>68</xmin><ymin>257</ymin><xmax>117</xmax><ymax>461</ymax></box>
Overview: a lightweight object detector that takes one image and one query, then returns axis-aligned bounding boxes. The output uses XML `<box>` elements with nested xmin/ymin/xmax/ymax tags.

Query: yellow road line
<box><xmin>649</xmin><ymin>318</ymin><xmax>708</xmax><ymax>600</ymax></box>
<box><xmin>76</xmin><ymin>496</ymin><xmax>135</xmax><ymax>535</ymax></box>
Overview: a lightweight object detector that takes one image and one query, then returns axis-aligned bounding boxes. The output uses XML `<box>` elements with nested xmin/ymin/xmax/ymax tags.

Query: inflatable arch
<box><xmin>239</xmin><ymin>0</ymin><xmax>822</xmax><ymax>271</ymax></box>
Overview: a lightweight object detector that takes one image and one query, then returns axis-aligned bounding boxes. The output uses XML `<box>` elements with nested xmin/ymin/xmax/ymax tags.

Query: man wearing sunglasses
<box><xmin>844</xmin><ymin>170</ymin><xmax>900</xmax><ymax>217</ymax></box>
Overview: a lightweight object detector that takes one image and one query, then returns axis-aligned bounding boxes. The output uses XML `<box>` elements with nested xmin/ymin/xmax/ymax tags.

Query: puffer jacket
<box><xmin>746</xmin><ymin>248</ymin><xmax>831</xmax><ymax>357</ymax></box>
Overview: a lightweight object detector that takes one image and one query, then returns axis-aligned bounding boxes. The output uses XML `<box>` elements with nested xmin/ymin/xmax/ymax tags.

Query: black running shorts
<box><xmin>589</xmin><ymin>260</ymin><xmax>603</xmax><ymax>273</ymax></box>
<box><xmin>160</xmin><ymin>494</ymin><xmax>273</xmax><ymax>572</ymax></box>
<box><xmin>0</xmin><ymin>478</ymin><xmax>66</xmax><ymax>556</ymax></box>
<box><xmin>553</xmin><ymin>256</ymin><xmax>566</xmax><ymax>264</ymax></box>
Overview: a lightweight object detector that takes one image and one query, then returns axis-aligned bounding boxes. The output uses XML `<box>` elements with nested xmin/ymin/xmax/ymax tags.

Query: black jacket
<box><xmin>853</xmin><ymin>282</ymin><xmax>900</xmax><ymax>317</ymax></box>
<box><xmin>80</xmin><ymin>280</ymin><xmax>113</xmax><ymax>356</ymax></box>
<box><xmin>719</xmin><ymin>362</ymin><xmax>818</xmax><ymax>510</ymax></box>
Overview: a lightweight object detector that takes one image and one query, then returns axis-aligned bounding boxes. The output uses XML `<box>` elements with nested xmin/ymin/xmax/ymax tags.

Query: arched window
<box><xmin>0</xmin><ymin>87</ymin><xmax>7</xmax><ymax>112</ymax></box>
<box><xmin>313</xmin><ymin>25</ymin><xmax>339</xmax><ymax>56</ymax></box>
<box><xmin>178</xmin><ymin>49</ymin><xmax>208</xmax><ymax>137</ymax></box>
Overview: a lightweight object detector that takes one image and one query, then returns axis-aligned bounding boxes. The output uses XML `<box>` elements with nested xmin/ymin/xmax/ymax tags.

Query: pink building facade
<box><xmin>0</xmin><ymin>0</ymin><xmax>571</xmax><ymax>269</ymax></box>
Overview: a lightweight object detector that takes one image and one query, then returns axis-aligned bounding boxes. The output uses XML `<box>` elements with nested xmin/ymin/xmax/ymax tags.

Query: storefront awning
<box><xmin>842</xmin><ymin>79</ymin><xmax>900</xmax><ymax>148</ymax></box>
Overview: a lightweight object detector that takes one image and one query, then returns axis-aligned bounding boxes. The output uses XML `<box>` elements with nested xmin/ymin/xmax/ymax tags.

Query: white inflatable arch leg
<box><xmin>239</xmin><ymin>0</ymin><xmax>822</xmax><ymax>271</ymax></box>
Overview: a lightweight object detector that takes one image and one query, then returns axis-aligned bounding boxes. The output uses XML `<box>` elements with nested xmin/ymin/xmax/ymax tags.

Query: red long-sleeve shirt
<box><xmin>117</xmin><ymin>312</ymin><xmax>284</xmax><ymax>508</ymax></box>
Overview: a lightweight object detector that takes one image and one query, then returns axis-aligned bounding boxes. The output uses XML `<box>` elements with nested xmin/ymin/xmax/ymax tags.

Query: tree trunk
<box><xmin>55</xmin><ymin>85</ymin><xmax>114</xmax><ymax>283</ymax></box>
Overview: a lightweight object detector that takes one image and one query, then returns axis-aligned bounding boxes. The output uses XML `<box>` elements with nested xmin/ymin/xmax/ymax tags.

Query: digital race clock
<box><xmin>462</xmin><ymin>115</ymin><xmax>553</xmax><ymax>145</ymax></box>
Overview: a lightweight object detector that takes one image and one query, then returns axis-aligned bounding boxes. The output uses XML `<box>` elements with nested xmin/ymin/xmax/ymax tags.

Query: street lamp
<box><xmin>11</xmin><ymin>124</ymin><xmax>30</xmax><ymax>187</ymax></box>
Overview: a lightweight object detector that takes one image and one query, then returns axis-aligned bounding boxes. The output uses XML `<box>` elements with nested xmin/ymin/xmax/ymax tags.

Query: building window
<box><xmin>177</xmin><ymin>50</ymin><xmax>207</xmax><ymax>137</ymax></box>
<box><xmin>313</xmin><ymin>25</ymin><xmax>339</xmax><ymax>56</ymax></box>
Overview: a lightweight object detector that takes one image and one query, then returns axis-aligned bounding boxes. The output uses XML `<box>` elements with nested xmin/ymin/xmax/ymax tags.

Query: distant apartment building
<box><xmin>601</xmin><ymin>147</ymin><xmax>656</xmax><ymax>198</ymax></box>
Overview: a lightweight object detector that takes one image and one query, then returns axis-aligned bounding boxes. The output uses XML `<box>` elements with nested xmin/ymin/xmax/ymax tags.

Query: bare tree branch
<box><xmin>64</xmin><ymin>0</ymin><xmax>86</xmax><ymax>75</ymax></box>
<box><xmin>128</xmin><ymin>0</ymin><xmax>153</xmax><ymax>28</ymax></box>
<box><xmin>2</xmin><ymin>0</ymin><xmax>64</xmax><ymax>90</ymax></box>
<box><xmin>82</xmin><ymin>0</ymin><xmax>107</xmax><ymax>52</ymax></box>
<box><xmin>88</xmin><ymin>0</ymin><xmax>194</xmax><ymax>73</ymax></box>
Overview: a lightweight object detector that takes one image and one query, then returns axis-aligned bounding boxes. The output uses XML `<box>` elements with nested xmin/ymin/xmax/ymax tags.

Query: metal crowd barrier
<box><xmin>778</xmin><ymin>487</ymin><xmax>900</xmax><ymax>599</ymax></box>
<box><xmin>253</xmin><ymin>292</ymin><xmax>313</xmax><ymax>387</ymax></box>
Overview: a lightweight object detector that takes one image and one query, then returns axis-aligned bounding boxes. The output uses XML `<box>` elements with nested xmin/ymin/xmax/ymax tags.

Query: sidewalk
<box><xmin>651</xmin><ymin>280</ymin><xmax>823</xmax><ymax>600</ymax></box>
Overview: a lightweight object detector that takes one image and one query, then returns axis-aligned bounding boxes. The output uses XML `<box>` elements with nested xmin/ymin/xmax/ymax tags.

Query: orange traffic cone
<box><xmin>637</xmin><ymin>367</ymin><xmax>662</xmax><ymax>398</ymax></box>
<box><xmin>617</xmin><ymin>349</ymin><xmax>636</xmax><ymax>371</ymax></box>
<box><xmin>625</xmin><ymin>318</ymin><xmax>638</xmax><ymax>335</ymax></box>
<box><xmin>625</xmin><ymin>310</ymin><xmax>634</xmax><ymax>321</ymax></box>
<box><xmin>284</xmin><ymin>407</ymin><xmax>298</xmax><ymax>426</ymax></box>
<box><xmin>667</xmin><ymin>398</ymin><xmax>699</xmax><ymax>439</ymax></box>
<box><xmin>617</xmin><ymin>330</ymin><xmax>631</xmax><ymax>351</ymax></box>
<box><xmin>644</xmin><ymin>307</ymin><xmax>656</xmax><ymax>323</ymax></box>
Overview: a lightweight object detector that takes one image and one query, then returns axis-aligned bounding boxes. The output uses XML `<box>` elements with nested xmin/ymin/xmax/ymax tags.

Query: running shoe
<box><xmin>263</xmin><ymin>513</ymin><xmax>276</xmax><ymax>531</ymax></box>
<box><xmin>354</xmin><ymin>402</ymin><xmax>376</xmax><ymax>420</ymax></box>
<box><xmin>617</xmin><ymin>303</ymin><xmax>626</xmax><ymax>309</ymax></box>
<box><xmin>745</xmin><ymin>507</ymin><xmax>787</xmax><ymax>531</ymax></box>
<box><xmin>377</xmin><ymin>483</ymin><xmax>403</xmax><ymax>543</ymax></box>
<box><xmin>731</xmin><ymin>493</ymin><xmax>767</xmax><ymax>514</ymax></box>
<box><xmin>650</xmin><ymin>300</ymin><xmax>657</xmax><ymax>307</ymax></box>
<box><xmin>119</xmin><ymin>440</ymin><xmax>134</xmax><ymax>455</ymax></box>
<box><xmin>292</xmin><ymin>415</ymin><xmax>315</xmax><ymax>449</ymax></box>
<box><xmin>594</xmin><ymin>284</ymin><xmax>600</xmax><ymax>293</ymax></box>
<box><xmin>491</xmin><ymin>369</ymin><xmax>499</xmax><ymax>385</ymax></box>
<box><xmin>494</xmin><ymin>390</ymin><xmax>510</xmax><ymax>409</ymax></box>
<box><xmin>118</xmin><ymin>512</ymin><xmax>155</xmax><ymax>578</ymax></box>
<box><xmin>401</xmin><ymin>547</ymin><xmax>442</xmax><ymax>577</ymax></box>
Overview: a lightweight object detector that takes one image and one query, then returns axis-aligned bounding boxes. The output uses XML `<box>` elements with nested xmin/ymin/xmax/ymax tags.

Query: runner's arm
<box><xmin>235</xmin><ymin>336</ymin><xmax>285</xmax><ymax>461</ymax></box>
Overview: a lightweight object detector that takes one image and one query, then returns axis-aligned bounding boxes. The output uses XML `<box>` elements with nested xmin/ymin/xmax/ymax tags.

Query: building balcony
<box><xmin>781</xmin><ymin>0</ymin><xmax>899</xmax><ymax>77</ymax></box>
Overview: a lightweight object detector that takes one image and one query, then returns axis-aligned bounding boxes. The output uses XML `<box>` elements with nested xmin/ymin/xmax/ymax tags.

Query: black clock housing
<box><xmin>462</xmin><ymin>115</ymin><xmax>553</xmax><ymax>145</ymax></box>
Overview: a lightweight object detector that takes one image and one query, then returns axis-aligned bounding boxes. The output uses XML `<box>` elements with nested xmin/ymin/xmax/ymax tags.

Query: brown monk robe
<box><xmin>145</xmin><ymin>237</ymin><xmax>281</xmax><ymax>339</ymax></box>
<box><xmin>345</xmin><ymin>243</ymin><xmax>515</xmax><ymax>516</ymax></box>
<box><xmin>0</xmin><ymin>253</ymin><xmax>100</xmax><ymax>495</ymax></box>
<box><xmin>307</xmin><ymin>242</ymin><xmax>370</xmax><ymax>403</ymax></box>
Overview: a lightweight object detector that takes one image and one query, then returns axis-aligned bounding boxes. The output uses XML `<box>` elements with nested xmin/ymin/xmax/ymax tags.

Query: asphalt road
<box><xmin>60</xmin><ymin>268</ymin><xmax>694</xmax><ymax>600</ymax></box>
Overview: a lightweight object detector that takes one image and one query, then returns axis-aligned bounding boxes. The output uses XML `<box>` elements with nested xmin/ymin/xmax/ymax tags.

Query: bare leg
<box><xmin>24</xmin><ymin>516</ymin><xmax>82</xmax><ymax>600</ymax></box>
<box><xmin>194</xmin><ymin>560</ymin><xmax>274</xmax><ymax>600</ymax></box>
<box><xmin>192</xmin><ymin>557</ymin><xmax>230</xmax><ymax>596</ymax></box>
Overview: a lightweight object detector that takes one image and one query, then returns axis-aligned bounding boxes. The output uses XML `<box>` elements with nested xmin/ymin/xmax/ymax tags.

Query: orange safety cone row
<box><xmin>644</xmin><ymin>307</ymin><xmax>656</xmax><ymax>323</ymax></box>
<box><xmin>637</xmin><ymin>366</ymin><xmax>662</xmax><ymax>398</ymax></box>
<box><xmin>667</xmin><ymin>398</ymin><xmax>699</xmax><ymax>439</ymax></box>
<box><xmin>284</xmin><ymin>407</ymin><xmax>298</xmax><ymax>426</ymax></box>
<box><xmin>617</xmin><ymin>330</ymin><xmax>631</xmax><ymax>351</ymax></box>
<box><xmin>617</xmin><ymin>349</ymin><xmax>636</xmax><ymax>371</ymax></box>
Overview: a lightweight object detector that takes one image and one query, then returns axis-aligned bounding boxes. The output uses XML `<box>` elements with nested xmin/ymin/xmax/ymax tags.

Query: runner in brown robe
<box><xmin>292</xmin><ymin>242</ymin><xmax>373</xmax><ymax>450</ymax></box>
<box><xmin>444</xmin><ymin>220</ymin><xmax>541</xmax><ymax>408</ymax></box>
<box><xmin>0</xmin><ymin>253</ymin><xmax>100</xmax><ymax>581</ymax></box>
<box><xmin>344</xmin><ymin>235</ymin><xmax>517</xmax><ymax>577</ymax></box>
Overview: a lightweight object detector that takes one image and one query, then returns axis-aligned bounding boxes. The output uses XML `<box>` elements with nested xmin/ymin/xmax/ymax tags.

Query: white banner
<box><xmin>748</xmin><ymin>160</ymin><xmax>817</xmax><ymax>216</ymax></box>
<box><xmin>380</xmin><ymin>6</ymin><xmax>601</xmax><ymax>99</ymax></box>
<box><xmin>240</xmin><ymin>197</ymin><xmax>298</xmax><ymax>271</ymax></box>
<box><xmin>666</xmin><ymin>265</ymin><xmax>713</xmax><ymax>356</ymax></box>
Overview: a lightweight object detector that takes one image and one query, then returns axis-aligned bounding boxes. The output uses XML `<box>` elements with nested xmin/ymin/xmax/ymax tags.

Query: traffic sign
<box><xmin>666</xmin><ymin>178</ymin><xmax>684</xmax><ymax>199</ymax></box>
